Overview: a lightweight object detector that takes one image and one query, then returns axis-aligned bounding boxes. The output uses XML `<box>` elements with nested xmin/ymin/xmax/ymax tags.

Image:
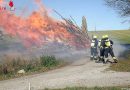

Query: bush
<box><xmin>0</xmin><ymin>55</ymin><xmax>64</xmax><ymax>80</ymax></box>
<box><xmin>40</xmin><ymin>56</ymin><xmax>58</xmax><ymax>67</ymax></box>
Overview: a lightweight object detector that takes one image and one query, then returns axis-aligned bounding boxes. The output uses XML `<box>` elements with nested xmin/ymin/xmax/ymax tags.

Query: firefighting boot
<box><xmin>102</xmin><ymin>58</ymin><xmax>105</xmax><ymax>64</ymax></box>
<box><xmin>104</xmin><ymin>58</ymin><xmax>109</xmax><ymax>64</ymax></box>
<box><xmin>113</xmin><ymin>57</ymin><xmax>118</xmax><ymax>63</ymax></box>
<box><xmin>96</xmin><ymin>56</ymin><xmax>103</xmax><ymax>63</ymax></box>
<box><xmin>94</xmin><ymin>56</ymin><xmax>98</xmax><ymax>60</ymax></box>
<box><xmin>90</xmin><ymin>56</ymin><xmax>93</xmax><ymax>60</ymax></box>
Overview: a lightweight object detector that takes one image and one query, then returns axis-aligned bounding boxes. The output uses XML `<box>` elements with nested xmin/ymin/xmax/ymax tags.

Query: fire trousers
<box><xmin>99</xmin><ymin>47</ymin><xmax>104</xmax><ymax>58</ymax></box>
<box><xmin>104</xmin><ymin>47</ymin><xmax>115</xmax><ymax>58</ymax></box>
<box><xmin>91</xmin><ymin>47</ymin><xmax>98</xmax><ymax>57</ymax></box>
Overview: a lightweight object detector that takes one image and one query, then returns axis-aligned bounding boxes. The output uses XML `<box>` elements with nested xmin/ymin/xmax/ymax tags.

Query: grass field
<box><xmin>44</xmin><ymin>86</ymin><xmax>130</xmax><ymax>90</ymax></box>
<box><xmin>109</xmin><ymin>50</ymin><xmax>130</xmax><ymax>72</ymax></box>
<box><xmin>88</xmin><ymin>30</ymin><xmax>130</xmax><ymax>44</ymax></box>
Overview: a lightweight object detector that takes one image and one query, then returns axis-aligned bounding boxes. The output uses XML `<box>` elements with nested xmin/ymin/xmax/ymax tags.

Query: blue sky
<box><xmin>12</xmin><ymin>0</ymin><xmax>130</xmax><ymax>31</ymax></box>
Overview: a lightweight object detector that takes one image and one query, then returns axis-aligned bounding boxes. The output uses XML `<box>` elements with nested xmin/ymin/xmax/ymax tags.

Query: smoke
<box><xmin>0</xmin><ymin>39</ymin><xmax>89</xmax><ymax>62</ymax></box>
<box><xmin>113</xmin><ymin>43</ymin><xmax>126</xmax><ymax>57</ymax></box>
<box><xmin>0</xmin><ymin>0</ymin><xmax>91</xmax><ymax>62</ymax></box>
<box><xmin>111</xmin><ymin>39</ymin><xmax>126</xmax><ymax>58</ymax></box>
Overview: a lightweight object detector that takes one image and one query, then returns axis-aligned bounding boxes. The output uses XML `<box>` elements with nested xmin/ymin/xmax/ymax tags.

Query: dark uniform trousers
<box><xmin>91</xmin><ymin>47</ymin><xmax>98</xmax><ymax>57</ymax></box>
<box><xmin>104</xmin><ymin>47</ymin><xmax>115</xmax><ymax>58</ymax></box>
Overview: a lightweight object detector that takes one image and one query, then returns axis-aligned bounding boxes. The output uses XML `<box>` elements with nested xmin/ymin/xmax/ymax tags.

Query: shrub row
<box><xmin>0</xmin><ymin>55</ymin><xmax>63</xmax><ymax>80</ymax></box>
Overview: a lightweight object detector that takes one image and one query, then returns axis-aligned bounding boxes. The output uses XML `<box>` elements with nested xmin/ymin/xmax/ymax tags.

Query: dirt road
<box><xmin>0</xmin><ymin>59</ymin><xmax>130</xmax><ymax>90</ymax></box>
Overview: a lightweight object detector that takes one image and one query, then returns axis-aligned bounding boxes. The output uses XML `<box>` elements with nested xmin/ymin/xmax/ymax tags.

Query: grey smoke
<box><xmin>0</xmin><ymin>36</ymin><xmax>89</xmax><ymax>61</ymax></box>
<box><xmin>0</xmin><ymin>31</ymin><xmax>127</xmax><ymax>62</ymax></box>
<box><xmin>112</xmin><ymin>40</ymin><xmax>126</xmax><ymax>57</ymax></box>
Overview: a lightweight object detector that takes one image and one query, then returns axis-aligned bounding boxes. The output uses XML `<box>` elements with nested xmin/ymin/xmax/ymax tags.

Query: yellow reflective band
<box><xmin>105</xmin><ymin>41</ymin><xmax>111</xmax><ymax>47</ymax></box>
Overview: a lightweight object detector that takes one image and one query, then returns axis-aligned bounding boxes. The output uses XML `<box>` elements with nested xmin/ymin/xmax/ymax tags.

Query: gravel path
<box><xmin>0</xmin><ymin>59</ymin><xmax>130</xmax><ymax>90</ymax></box>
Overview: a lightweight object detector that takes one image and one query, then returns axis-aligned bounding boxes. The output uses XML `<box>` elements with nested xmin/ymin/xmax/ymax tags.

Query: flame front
<box><xmin>0</xmin><ymin>0</ymin><xmax>90</xmax><ymax>49</ymax></box>
<box><xmin>0</xmin><ymin>0</ymin><xmax>3</xmax><ymax>4</ymax></box>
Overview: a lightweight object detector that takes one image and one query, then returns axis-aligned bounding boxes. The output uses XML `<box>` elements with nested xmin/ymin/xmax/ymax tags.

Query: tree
<box><xmin>81</xmin><ymin>16</ymin><xmax>90</xmax><ymax>38</ymax></box>
<box><xmin>82</xmin><ymin>16</ymin><xmax>88</xmax><ymax>34</ymax></box>
<box><xmin>105</xmin><ymin>0</ymin><xmax>130</xmax><ymax>17</ymax></box>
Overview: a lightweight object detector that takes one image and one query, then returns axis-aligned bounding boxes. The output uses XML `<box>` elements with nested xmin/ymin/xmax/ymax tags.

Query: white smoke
<box><xmin>111</xmin><ymin>39</ymin><xmax>126</xmax><ymax>58</ymax></box>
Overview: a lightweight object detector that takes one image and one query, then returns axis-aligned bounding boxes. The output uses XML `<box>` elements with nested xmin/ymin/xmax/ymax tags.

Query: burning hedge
<box><xmin>0</xmin><ymin>0</ymin><xmax>90</xmax><ymax>49</ymax></box>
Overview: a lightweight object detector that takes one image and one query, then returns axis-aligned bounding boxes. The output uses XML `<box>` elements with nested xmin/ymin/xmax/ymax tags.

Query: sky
<box><xmin>7</xmin><ymin>0</ymin><xmax>130</xmax><ymax>31</ymax></box>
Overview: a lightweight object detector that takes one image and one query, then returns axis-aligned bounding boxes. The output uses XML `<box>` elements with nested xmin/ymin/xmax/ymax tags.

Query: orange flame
<box><xmin>0</xmin><ymin>0</ymin><xmax>89</xmax><ymax>49</ymax></box>
<box><xmin>0</xmin><ymin>0</ymin><xmax>3</xmax><ymax>4</ymax></box>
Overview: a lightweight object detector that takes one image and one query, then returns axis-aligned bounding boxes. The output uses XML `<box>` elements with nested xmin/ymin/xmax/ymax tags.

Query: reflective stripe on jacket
<box><xmin>91</xmin><ymin>40</ymin><xmax>95</xmax><ymax>47</ymax></box>
<box><xmin>105</xmin><ymin>39</ymin><xmax>111</xmax><ymax>47</ymax></box>
<box><xmin>91</xmin><ymin>39</ymin><xmax>98</xmax><ymax>48</ymax></box>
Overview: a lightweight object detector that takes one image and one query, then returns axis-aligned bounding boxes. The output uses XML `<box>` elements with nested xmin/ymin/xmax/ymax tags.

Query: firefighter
<box><xmin>96</xmin><ymin>35</ymin><xmax>105</xmax><ymax>63</ymax></box>
<box><xmin>102</xmin><ymin>35</ymin><xmax>118</xmax><ymax>63</ymax></box>
<box><xmin>90</xmin><ymin>35</ymin><xmax>98</xmax><ymax>60</ymax></box>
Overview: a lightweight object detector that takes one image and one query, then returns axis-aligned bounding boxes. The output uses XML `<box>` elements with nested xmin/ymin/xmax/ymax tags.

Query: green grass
<box><xmin>0</xmin><ymin>55</ymin><xmax>66</xmax><ymax>81</ymax></box>
<box><xmin>109</xmin><ymin>50</ymin><xmax>130</xmax><ymax>72</ymax></box>
<box><xmin>88</xmin><ymin>30</ymin><xmax>130</xmax><ymax>44</ymax></box>
<box><xmin>43</xmin><ymin>86</ymin><xmax>130</xmax><ymax>90</ymax></box>
<box><xmin>109</xmin><ymin>56</ymin><xmax>130</xmax><ymax>72</ymax></box>
<box><xmin>109</xmin><ymin>59</ymin><xmax>130</xmax><ymax>72</ymax></box>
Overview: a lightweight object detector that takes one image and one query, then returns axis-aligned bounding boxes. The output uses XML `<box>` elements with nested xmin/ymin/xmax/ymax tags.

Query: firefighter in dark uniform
<box><xmin>102</xmin><ymin>35</ymin><xmax>118</xmax><ymax>63</ymax></box>
<box><xmin>96</xmin><ymin>35</ymin><xmax>105</xmax><ymax>63</ymax></box>
<box><xmin>90</xmin><ymin>35</ymin><xmax>98</xmax><ymax>60</ymax></box>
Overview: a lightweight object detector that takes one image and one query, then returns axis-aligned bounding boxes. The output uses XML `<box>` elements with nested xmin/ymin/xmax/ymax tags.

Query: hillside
<box><xmin>88</xmin><ymin>30</ymin><xmax>130</xmax><ymax>44</ymax></box>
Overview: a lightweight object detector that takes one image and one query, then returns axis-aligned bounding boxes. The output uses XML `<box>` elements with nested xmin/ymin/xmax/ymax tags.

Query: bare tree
<box><xmin>105</xmin><ymin>0</ymin><xmax>130</xmax><ymax>17</ymax></box>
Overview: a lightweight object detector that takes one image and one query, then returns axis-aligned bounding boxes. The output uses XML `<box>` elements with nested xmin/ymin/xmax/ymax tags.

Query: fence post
<box><xmin>29</xmin><ymin>82</ymin><xmax>31</xmax><ymax>90</ymax></box>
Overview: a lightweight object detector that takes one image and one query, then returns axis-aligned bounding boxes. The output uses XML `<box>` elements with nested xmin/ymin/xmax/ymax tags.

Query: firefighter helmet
<box><xmin>104</xmin><ymin>35</ymin><xmax>108</xmax><ymax>38</ymax></box>
<box><xmin>93</xmin><ymin>35</ymin><xmax>97</xmax><ymax>39</ymax></box>
<box><xmin>102</xmin><ymin>35</ymin><xmax>105</xmax><ymax>39</ymax></box>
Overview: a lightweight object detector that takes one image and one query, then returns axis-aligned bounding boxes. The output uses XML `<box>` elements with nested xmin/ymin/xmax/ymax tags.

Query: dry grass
<box><xmin>0</xmin><ymin>55</ymin><xmax>66</xmax><ymax>80</ymax></box>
